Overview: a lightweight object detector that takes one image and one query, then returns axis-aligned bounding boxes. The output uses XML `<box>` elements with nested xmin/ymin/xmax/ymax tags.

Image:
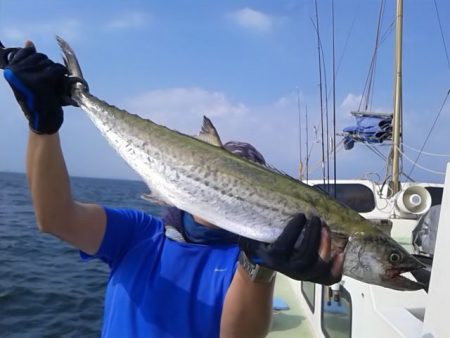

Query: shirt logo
<box><xmin>214</xmin><ymin>268</ymin><xmax>227</xmax><ymax>272</ymax></box>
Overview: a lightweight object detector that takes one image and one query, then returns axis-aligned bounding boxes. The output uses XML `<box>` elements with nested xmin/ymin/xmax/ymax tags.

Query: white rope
<box><xmin>397</xmin><ymin>147</ymin><xmax>445</xmax><ymax>175</ymax></box>
<box><xmin>401</xmin><ymin>143</ymin><xmax>450</xmax><ymax>157</ymax></box>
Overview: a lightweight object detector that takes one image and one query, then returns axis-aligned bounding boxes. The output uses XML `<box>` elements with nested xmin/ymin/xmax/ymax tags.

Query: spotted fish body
<box><xmin>57</xmin><ymin>37</ymin><xmax>424</xmax><ymax>290</ymax></box>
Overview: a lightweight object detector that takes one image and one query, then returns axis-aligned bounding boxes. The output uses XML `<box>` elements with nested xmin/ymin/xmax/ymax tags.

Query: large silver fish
<box><xmin>56</xmin><ymin>36</ymin><xmax>424</xmax><ymax>291</ymax></box>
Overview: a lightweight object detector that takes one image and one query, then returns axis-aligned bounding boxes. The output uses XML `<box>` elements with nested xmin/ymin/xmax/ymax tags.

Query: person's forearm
<box><xmin>27</xmin><ymin>131</ymin><xmax>74</xmax><ymax>232</ymax></box>
<box><xmin>220</xmin><ymin>265</ymin><xmax>275</xmax><ymax>338</ymax></box>
<box><xmin>6</xmin><ymin>44</ymin><xmax>106</xmax><ymax>254</ymax></box>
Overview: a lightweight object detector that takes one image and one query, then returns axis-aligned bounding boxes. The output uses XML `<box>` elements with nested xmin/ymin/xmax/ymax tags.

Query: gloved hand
<box><xmin>3</xmin><ymin>42</ymin><xmax>69</xmax><ymax>134</ymax></box>
<box><xmin>239</xmin><ymin>214</ymin><xmax>343</xmax><ymax>285</ymax></box>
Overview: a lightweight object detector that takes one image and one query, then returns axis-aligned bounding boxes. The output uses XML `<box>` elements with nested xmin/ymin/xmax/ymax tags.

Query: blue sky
<box><xmin>0</xmin><ymin>0</ymin><xmax>449</xmax><ymax>184</ymax></box>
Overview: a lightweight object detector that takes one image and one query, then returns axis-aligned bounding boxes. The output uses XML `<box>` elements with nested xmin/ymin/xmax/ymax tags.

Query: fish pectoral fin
<box><xmin>194</xmin><ymin>116</ymin><xmax>223</xmax><ymax>147</ymax></box>
<box><xmin>140</xmin><ymin>193</ymin><xmax>174</xmax><ymax>207</ymax></box>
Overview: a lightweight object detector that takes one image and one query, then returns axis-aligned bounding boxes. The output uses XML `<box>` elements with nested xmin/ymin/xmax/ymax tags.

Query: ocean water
<box><xmin>0</xmin><ymin>172</ymin><xmax>166</xmax><ymax>338</ymax></box>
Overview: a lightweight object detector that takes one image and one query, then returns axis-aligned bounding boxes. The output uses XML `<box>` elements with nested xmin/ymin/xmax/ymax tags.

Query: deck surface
<box><xmin>268</xmin><ymin>274</ymin><xmax>315</xmax><ymax>338</ymax></box>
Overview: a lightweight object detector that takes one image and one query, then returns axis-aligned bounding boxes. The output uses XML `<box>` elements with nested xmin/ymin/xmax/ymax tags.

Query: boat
<box><xmin>269</xmin><ymin>176</ymin><xmax>447</xmax><ymax>338</ymax></box>
<box><xmin>268</xmin><ymin>1</ymin><xmax>449</xmax><ymax>337</ymax></box>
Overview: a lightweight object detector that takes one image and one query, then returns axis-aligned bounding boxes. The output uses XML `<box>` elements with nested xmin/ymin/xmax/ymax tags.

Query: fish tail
<box><xmin>56</xmin><ymin>36</ymin><xmax>85</xmax><ymax>81</ymax></box>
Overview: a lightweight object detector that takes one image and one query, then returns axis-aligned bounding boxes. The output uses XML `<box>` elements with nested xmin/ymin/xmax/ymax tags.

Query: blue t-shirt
<box><xmin>82</xmin><ymin>207</ymin><xmax>240</xmax><ymax>338</ymax></box>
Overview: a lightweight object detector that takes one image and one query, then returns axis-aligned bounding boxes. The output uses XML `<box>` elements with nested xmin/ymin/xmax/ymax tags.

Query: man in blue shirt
<box><xmin>2</xmin><ymin>41</ymin><xmax>343</xmax><ymax>337</ymax></box>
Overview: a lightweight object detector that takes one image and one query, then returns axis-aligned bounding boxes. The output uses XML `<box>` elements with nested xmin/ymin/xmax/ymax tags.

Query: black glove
<box><xmin>3</xmin><ymin>45</ymin><xmax>69</xmax><ymax>134</ymax></box>
<box><xmin>239</xmin><ymin>214</ymin><xmax>340</xmax><ymax>285</ymax></box>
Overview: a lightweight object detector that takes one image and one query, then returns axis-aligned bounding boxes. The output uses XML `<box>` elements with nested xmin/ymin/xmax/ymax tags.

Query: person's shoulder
<box><xmin>103</xmin><ymin>206</ymin><xmax>163</xmax><ymax>228</ymax></box>
<box><xmin>103</xmin><ymin>206</ymin><xmax>155</xmax><ymax>218</ymax></box>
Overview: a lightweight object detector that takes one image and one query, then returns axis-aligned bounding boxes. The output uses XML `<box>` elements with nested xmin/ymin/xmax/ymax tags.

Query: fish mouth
<box><xmin>383</xmin><ymin>266</ymin><xmax>425</xmax><ymax>291</ymax></box>
<box><xmin>383</xmin><ymin>252</ymin><xmax>427</xmax><ymax>290</ymax></box>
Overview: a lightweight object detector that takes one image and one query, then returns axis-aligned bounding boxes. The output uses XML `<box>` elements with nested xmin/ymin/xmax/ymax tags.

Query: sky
<box><xmin>0</xmin><ymin>0</ymin><xmax>449</xmax><ymax>184</ymax></box>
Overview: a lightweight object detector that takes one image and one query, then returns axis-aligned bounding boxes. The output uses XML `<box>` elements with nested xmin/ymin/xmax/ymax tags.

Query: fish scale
<box><xmin>56</xmin><ymin>36</ymin><xmax>425</xmax><ymax>290</ymax></box>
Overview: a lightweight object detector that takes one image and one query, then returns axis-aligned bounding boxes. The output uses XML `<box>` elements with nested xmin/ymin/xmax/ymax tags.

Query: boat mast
<box><xmin>389</xmin><ymin>0</ymin><xmax>403</xmax><ymax>195</ymax></box>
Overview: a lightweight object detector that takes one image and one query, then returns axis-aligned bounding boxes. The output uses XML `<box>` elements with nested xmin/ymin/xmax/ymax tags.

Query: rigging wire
<box><xmin>367</xmin><ymin>0</ymin><xmax>386</xmax><ymax>112</ymax></box>
<box><xmin>406</xmin><ymin>0</ymin><xmax>450</xmax><ymax>177</ymax></box>
<box><xmin>400</xmin><ymin>171</ymin><xmax>415</xmax><ymax>183</ymax></box>
<box><xmin>358</xmin><ymin>0</ymin><xmax>386</xmax><ymax>112</ymax></box>
<box><xmin>325</xmin><ymin>0</ymin><xmax>360</xmax><ymax>101</ymax></box>
<box><xmin>363</xmin><ymin>142</ymin><xmax>388</xmax><ymax>162</ymax></box>
<box><xmin>335</xmin><ymin>0</ymin><xmax>360</xmax><ymax>77</ymax></box>
<box><xmin>380</xmin><ymin>21</ymin><xmax>395</xmax><ymax>45</ymax></box>
<box><xmin>399</xmin><ymin>147</ymin><xmax>446</xmax><ymax>175</ymax></box>
<box><xmin>408</xmin><ymin>90</ymin><xmax>450</xmax><ymax>176</ymax></box>
<box><xmin>433</xmin><ymin>0</ymin><xmax>450</xmax><ymax>72</ymax></box>
<box><xmin>401</xmin><ymin>143</ymin><xmax>450</xmax><ymax>157</ymax></box>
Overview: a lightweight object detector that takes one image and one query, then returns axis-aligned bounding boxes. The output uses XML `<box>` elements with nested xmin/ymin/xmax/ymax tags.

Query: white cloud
<box><xmin>0</xmin><ymin>19</ymin><xmax>82</xmax><ymax>43</ymax></box>
<box><xmin>340</xmin><ymin>92</ymin><xmax>392</xmax><ymax>123</ymax></box>
<box><xmin>1</xmin><ymin>28</ymin><xmax>26</xmax><ymax>41</ymax></box>
<box><xmin>273</xmin><ymin>89</ymin><xmax>308</xmax><ymax>111</ymax></box>
<box><xmin>274</xmin><ymin>93</ymin><xmax>297</xmax><ymax>108</ymax></box>
<box><xmin>124</xmin><ymin>87</ymin><xmax>249</xmax><ymax>134</ymax></box>
<box><xmin>128</xmin><ymin>87</ymin><xmax>247</xmax><ymax>117</ymax></box>
<box><xmin>229</xmin><ymin>8</ymin><xmax>273</xmax><ymax>32</ymax></box>
<box><xmin>340</xmin><ymin>93</ymin><xmax>362</xmax><ymax>116</ymax></box>
<box><xmin>105</xmin><ymin>12</ymin><xmax>150</xmax><ymax>30</ymax></box>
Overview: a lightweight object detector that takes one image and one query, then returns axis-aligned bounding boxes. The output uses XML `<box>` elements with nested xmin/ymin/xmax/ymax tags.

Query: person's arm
<box><xmin>4</xmin><ymin>42</ymin><xmax>106</xmax><ymax>254</ymax></box>
<box><xmin>27</xmin><ymin>132</ymin><xmax>106</xmax><ymax>254</ymax></box>
<box><xmin>221</xmin><ymin>217</ymin><xmax>344</xmax><ymax>338</ymax></box>
<box><xmin>220</xmin><ymin>266</ymin><xmax>274</xmax><ymax>338</ymax></box>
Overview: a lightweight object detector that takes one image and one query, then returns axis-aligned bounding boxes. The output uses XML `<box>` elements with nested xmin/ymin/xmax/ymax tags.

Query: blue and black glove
<box><xmin>239</xmin><ymin>214</ymin><xmax>341</xmax><ymax>285</ymax></box>
<box><xmin>3</xmin><ymin>44</ymin><xmax>70</xmax><ymax>134</ymax></box>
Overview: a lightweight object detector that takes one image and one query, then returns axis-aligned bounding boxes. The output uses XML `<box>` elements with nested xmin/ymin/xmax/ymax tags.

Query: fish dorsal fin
<box><xmin>195</xmin><ymin>116</ymin><xmax>223</xmax><ymax>147</ymax></box>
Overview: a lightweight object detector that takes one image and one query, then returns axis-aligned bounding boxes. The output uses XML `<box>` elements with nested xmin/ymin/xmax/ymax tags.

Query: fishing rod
<box><xmin>314</xmin><ymin>0</ymin><xmax>327</xmax><ymax>188</ymax></box>
<box><xmin>297</xmin><ymin>88</ymin><xmax>304</xmax><ymax>181</ymax></box>
<box><xmin>305</xmin><ymin>104</ymin><xmax>309</xmax><ymax>183</ymax></box>
<box><xmin>332</xmin><ymin>0</ymin><xmax>337</xmax><ymax>198</ymax></box>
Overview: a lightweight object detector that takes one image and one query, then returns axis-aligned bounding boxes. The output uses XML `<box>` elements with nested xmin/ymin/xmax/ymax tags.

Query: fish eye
<box><xmin>389</xmin><ymin>251</ymin><xmax>402</xmax><ymax>263</ymax></box>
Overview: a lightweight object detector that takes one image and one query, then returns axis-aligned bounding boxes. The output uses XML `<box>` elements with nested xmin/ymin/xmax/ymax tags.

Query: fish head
<box><xmin>343</xmin><ymin>233</ymin><xmax>425</xmax><ymax>291</ymax></box>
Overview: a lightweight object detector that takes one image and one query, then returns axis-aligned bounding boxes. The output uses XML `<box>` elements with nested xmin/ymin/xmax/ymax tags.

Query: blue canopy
<box><xmin>343</xmin><ymin>113</ymin><xmax>392</xmax><ymax>150</ymax></box>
